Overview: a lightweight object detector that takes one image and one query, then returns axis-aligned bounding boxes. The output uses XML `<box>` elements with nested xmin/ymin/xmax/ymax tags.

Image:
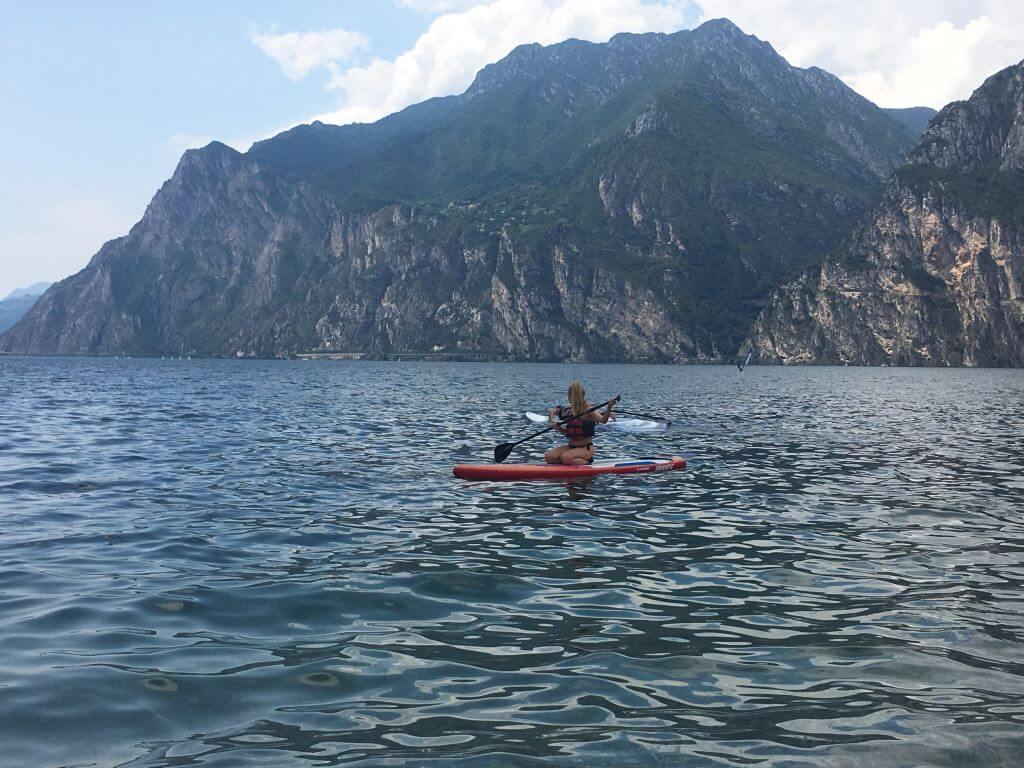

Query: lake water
<box><xmin>1</xmin><ymin>358</ymin><xmax>1022</xmax><ymax>767</ymax></box>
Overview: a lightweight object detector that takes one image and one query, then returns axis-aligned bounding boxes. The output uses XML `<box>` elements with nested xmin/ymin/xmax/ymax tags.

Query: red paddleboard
<box><xmin>453</xmin><ymin>456</ymin><xmax>686</xmax><ymax>481</ymax></box>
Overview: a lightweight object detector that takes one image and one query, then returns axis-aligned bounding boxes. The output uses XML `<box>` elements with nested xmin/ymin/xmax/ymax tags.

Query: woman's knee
<box><xmin>545</xmin><ymin>447</ymin><xmax>563</xmax><ymax>464</ymax></box>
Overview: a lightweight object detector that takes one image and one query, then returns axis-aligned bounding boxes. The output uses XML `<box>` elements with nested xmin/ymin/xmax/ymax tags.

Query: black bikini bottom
<box><xmin>568</xmin><ymin>444</ymin><xmax>595</xmax><ymax>464</ymax></box>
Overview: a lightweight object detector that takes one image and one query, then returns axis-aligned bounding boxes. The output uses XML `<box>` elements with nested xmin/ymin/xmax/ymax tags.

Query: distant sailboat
<box><xmin>737</xmin><ymin>350</ymin><xmax>753</xmax><ymax>372</ymax></box>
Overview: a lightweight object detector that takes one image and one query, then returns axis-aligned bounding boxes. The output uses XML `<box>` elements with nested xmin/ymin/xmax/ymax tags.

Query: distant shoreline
<box><xmin>1</xmin><ymin>351</ymin><xmax>1022</xmax><ymax>369</ymax></box>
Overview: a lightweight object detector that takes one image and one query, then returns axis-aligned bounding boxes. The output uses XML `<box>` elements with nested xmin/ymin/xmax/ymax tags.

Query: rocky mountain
<box><xmin>749</xmin><ymin>61</ymin><xmax>1024</xmax><ymax>366</ymax></box>
<box><xmin>0</xmin><ymin>283</ymin><xmax>51</xmax><ymax>334</ymax></box>
<box><xmin>883</xmin><ymin>107</ymin><xmax>938</xmax><ymax>138</ymax></box>
<box><xmin>1</xmin><ymin>19</ymin><xmax>918</xmax><ymax>361</ymax></box>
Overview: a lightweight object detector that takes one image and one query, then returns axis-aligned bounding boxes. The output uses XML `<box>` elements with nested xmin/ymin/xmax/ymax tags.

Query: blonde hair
<box><xmin>568</xmin><ymin>380</ymin><xmax>586</xmax><ymax>416</ymax></box>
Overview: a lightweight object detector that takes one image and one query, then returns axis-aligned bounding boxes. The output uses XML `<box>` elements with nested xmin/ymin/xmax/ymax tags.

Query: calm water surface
<box><xmin>0</xmin><ymin>359</ymin><xmax>1022</xmax><ymax>767</ymax></box>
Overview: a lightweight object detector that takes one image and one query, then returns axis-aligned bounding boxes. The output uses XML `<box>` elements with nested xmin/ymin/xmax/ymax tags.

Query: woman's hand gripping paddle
<box><xmin>494</xmin><ymin>395</ymin><xmax>620</xmax><ymax>463</ymax></box>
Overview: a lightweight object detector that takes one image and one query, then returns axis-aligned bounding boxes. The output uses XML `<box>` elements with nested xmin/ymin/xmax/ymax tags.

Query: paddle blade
<box><xmin>494</xmin><ymin>442</ymin><xmax>516</xmax><ymax>463</ymax></box>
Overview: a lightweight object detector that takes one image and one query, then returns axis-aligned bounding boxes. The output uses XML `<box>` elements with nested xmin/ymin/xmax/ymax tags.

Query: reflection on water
<box><xmin>0</xmin><ymin>358</ymin><xmax>1022</xmax><ymax>767</ymax></box>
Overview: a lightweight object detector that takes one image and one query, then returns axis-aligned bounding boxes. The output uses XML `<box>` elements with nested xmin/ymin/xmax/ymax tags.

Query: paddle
<box><xmin>613</xmin><ymin>409</ymin><xmax>672</xmax><ymax>426</ymax></box>
<box><xmin>494</xmin><ymin>395</ymin><xmax>620</xmax><ymax>463</ymax></box>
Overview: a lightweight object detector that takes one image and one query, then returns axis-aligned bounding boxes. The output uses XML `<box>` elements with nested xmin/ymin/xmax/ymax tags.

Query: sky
<box><xmin>1</xmin><ymin>0</ymin><xmax>1023</xmax><ymax>298</ymax></box>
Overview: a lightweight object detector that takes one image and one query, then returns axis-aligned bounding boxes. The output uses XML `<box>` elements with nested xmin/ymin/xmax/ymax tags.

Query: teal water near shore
<box><xmin>1</xmin><ymin>358</ymin><xmax>1022</xmax><ymax>767</ymax></box>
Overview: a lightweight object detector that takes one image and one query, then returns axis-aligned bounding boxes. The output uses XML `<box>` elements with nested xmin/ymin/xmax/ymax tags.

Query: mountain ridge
<box><xmin>0</xmin><ymin>283</ymin><xmax>51</xmax><ymax>334</ymax></box>
<box><xmin>2</xmin><ymin>19</ymin><xmax>919</xmax><ymax>360</ymax></box>
<box><xmin>3</xmin><ymin>282</ymin><xmax>51</xmax><ymax>301</ymax></box>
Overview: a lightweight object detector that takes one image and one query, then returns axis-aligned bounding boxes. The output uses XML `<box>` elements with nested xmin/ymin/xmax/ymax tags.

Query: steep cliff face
<box><xmin>1</xmin><ymin>144</ymin><xmax>339</xmax><ymax>356</ymax></box>
<box><xmin>0</xmin><ymin>172</ymin><xmax>701</xmax><ymax>360</ymax></box>
<box><xmin>750</xmin><ymin>62</ymin><xmax>1024</xmax><ymax>366</ymax></box>
<box><xmin>2</xmin><ymin>19</ymin><xmax>918</xmax><ymax>360</ymax></box>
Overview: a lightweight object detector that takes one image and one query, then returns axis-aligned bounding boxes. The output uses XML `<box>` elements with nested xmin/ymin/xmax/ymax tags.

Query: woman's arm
<box><xmin>596</xmin><ymin>398</ymin><xmax>616</xmax><ymax>424</ymax></box>
<box><xmin>548</xmin><ymin>406</ymin><xmax>567</xmax><ymax>434</ymax></box>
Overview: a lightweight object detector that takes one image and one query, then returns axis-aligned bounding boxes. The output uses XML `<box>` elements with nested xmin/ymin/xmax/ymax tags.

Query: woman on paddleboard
<box><xmin>544</xmin><ymin>380</ymin><xmax>615</xmax><ymax>466</ymax></box>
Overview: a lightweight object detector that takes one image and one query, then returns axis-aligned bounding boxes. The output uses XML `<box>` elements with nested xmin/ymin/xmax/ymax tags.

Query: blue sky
<box><xmin>2</xmin><ymin>0</ymin><xmax>1022</xmax><ymax>297</ymax></box>
<box><xmin>0</xmin><ymin>1</ymin><xmax>426</xmax><ymax>297</ymax></box>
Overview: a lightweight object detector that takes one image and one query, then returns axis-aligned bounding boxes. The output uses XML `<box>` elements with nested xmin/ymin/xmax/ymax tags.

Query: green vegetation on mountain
<box><xmin>896</xmin><ymin>163</ymin><xmax>1024</xmax><ymax>225</ymax></box>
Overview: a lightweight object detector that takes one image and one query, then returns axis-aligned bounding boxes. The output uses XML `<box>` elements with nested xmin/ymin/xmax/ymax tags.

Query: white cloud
<box><xmin>251</xmin><ymin>27</ymin><xmax>368</xmax><ymax>80</ymax></box>
<box><xmin>313</xmin><ymin>0</ymin><xmax>686</xmax><ymax>126</ymax></box>
<box><xmin>394</xmin><ymin>0</ymin><xmax>483</xmax><ymax>13</ymax></box>
<box><xmin>262</xmin><ymin>0</ymin><xmax>1024</xmax><ymax>140</ymax></box>
<box><xmin>692</xmin><ymin>0</ymin><xmax>1024</xmax><ymax>108</ymax></box>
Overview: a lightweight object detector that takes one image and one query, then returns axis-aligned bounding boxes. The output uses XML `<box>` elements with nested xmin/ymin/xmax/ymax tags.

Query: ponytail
<box><xmin>568</xmin><ymin>380</ymin><xmax>586</xmax><ymax>417</ymax></box>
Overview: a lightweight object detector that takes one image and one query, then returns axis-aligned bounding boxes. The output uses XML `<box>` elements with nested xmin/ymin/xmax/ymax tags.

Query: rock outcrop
<box><xmin>750</xmin><ymin>62</ymin><xmax>1024</xmax><ymax>366</ymax></box>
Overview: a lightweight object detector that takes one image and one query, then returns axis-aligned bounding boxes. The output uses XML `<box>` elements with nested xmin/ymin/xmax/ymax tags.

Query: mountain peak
<box><xmin>911</xmin><ymin>60</ymin><xmax>1024</xmax><ymax>172</ymax></box>
<box><xmin>465</xmin><ymin>39</ymin><xmax>590</xmax><ymax>96</ymax></box>
<box><xmin>694</xmin><ymin>17</ymin><xmax>745</xmax><ymax>38</ymax></box>
<box><xmin>464</xmin><ymin>18</ymin><xmax>784</xmax><ymax>101</ymax></box>
<box><xmin>179</xmin><ymin>140</ymin><xmax>241</xmax><ymax>166</ymax></box>
<box><xmin>689</xmin><ymin>17</ymin><xmax>776</xmax><ymax>54</ymax></box>
<box><xmin>170</xmin><ymin>141</ymin><xmax>246</xmax><ymax>187</ymax></box>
